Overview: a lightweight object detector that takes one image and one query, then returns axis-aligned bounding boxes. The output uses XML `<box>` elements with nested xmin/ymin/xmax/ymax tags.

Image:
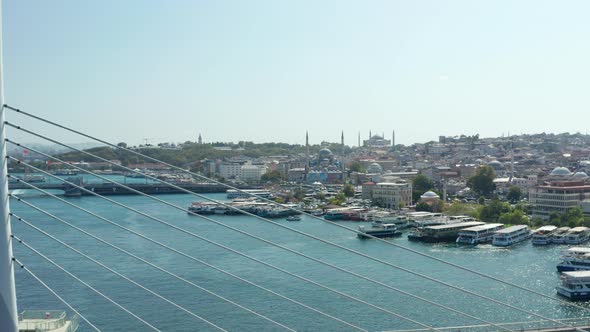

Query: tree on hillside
<box><xmin>343</xmin><ymin>184</ymin><xmax>355</xmax><ymax>197</ymax></box>
<box><xmin>260</xmin><ymin>170</ymin><xmax>283</xmax><ymax>183</ymax></box>
<box><xmin>412</xmin><ymin>174</ymin><xmax>434</xmax><ymax>202</ymax></box>
<box><xmin>293</xmin><ymin>187</ymin><xmax>307</xmax><ymax>201</ymax></box>
<box><xmin>507</xmin><ymin>186</ymin><xmax>522</xmax><ymax>203</ymax></box>
<box><xmin>467</xmin><ymin>166</ymin><xmax>496</xmax><ymax>197</ymax></box>
<box><xmin>478</xmin><ymin>198</ymin><xmax>511</xmax><ymax>222</ymax></box>
<box><xmin>415</xmin><ymin>202</ymin><xmax>432</xmax><ymax>212</ymax></box>
<box><xmin>498</xmin><ymin>209</ymin><xmax>528</xmax><ymax>225</ymax></box>
<box><xmin>348</xmin><ymin>161</ymin><xmax>365</xmax><ymax>173</ymax></box>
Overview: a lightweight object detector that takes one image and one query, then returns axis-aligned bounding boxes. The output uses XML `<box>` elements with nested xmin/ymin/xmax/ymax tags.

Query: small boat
<box><xmin>357</xmin><ymin>224</ymin><xmax>402</xmax><ymax>239</ymax></box>
<box><xmin>556</xmin><ymin>271</ymin><xmax>590</xmax><ymax>300</ymax></box>
<box><xmin>286</xmin><ymin>215</ymin><xmax>301</xmax><ymax>221</ymax></box>
<box><xmin>531</xmin><ymin>225</ymin><xmax>558</xmax><ymax>245</ymax></box>
<box><xmin>492</xmin><ymin>225</ymin><xmax>531</xmax><ymax>247</ymax></box>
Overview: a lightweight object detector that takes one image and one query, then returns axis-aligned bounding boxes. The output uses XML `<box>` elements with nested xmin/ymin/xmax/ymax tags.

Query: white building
<box><xmin>241</xmin><ymin>164</ymin><xmax>267</xmax><ymax>183</ymax></box>
<box><xmin>369</xmin><ymin>181</ymin><xmax>413</xmax><ymax>209</ymax></box>
<box><xmin>219</xmin><ymin>162</ymin><xmax>244</xmax><ymax>179</ymax></box>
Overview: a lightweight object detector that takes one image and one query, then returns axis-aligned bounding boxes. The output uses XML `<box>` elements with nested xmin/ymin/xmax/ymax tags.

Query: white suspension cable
<box><xmin>6</xmin><ymin>144</ymin><xmax>584</xmax><ymax>331</ymax></box>
<box><xmin>8</xmin><ymin>176</ymin><xmax>431</xmax><ymax>332</ymax></box>
<box><xmin>10</xmin><ymin>210</ymin><xmax>296</xmax><ymax>332</ymax></box>
<box><xmin>12</xmin><ymin>257</ymin><xmax>102</xmax><ymax>332</ymax></box>
<box><xmin>10</xmin><ymin>178</ymin><xmax>515</xmax><ymax>332</ymax></box>
<box><xmin>3</xmin><ymin>109</ymin><xmax>582</xmax><ymax>317</ymax></box>
<box><xmin>10</xmin><ymin>235</ymin><xmax>162</xmax><ymax>331</ymax></box>
<box><xmin>12</xmin><ymin>226</ymin><xmax>228</xmax><ymax>332</ymax></box>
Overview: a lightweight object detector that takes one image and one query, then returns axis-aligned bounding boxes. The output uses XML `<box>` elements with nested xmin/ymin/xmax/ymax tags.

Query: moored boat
<box><xmin>531</xmin><ymin>225</ymin><xmax>558</xmax><ymax>245</ymax></box>
<box><xmin>286</xmin><ymin>215</ymin><xmax>301</xmax><ymax>221</ymax></box>
<box><xmin>556</xmin><ymin>271</ymin><xmax>590</xmax><ymax>300</ymax></box>
<box><xmin>456</xmin><ymin>223</ymin><xmax>504</xmax><ymax>245</ymax></box>
<box><xmin>408</xmin><ymin>221</ymin><xmax>485</xmax><ymax>243</ymax></box>
<box><xmin>557</xmin><ymin>247</ymin><xmax>590</xmax><ymax>272</ymax></box>
<box><xmin>564</xmin><ymin>227</ymin><xmax>590</xmax><ymax>245</ymax></box>
<box><xmin>492</xmin><ymin>225</ymin><xmax>531</xmax><ymax>247</ymax></box>
<box><xmin>357</xmin><ymin>223</ymin><xmax>402</xmax><ymax>239</ymax></box>
<box><xmin>551</xmin><ymin>227</ymin><xmax>571</xmax><ymax>244</ymax></box>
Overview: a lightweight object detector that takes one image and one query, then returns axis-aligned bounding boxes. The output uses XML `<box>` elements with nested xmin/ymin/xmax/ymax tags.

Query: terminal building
<box><xmin>529</xmin><ymin>167</ymin><xmax>590</xmax><ymax>220</ymax></box>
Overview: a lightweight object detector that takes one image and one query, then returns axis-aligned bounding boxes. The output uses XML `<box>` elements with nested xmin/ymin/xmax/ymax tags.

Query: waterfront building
<box><xmin>219</xmin><ymin>161</ymin><xmax>245</xmax><ymax>179</ymax></box>
<box><xmin>367</xmin><ymin>181</ymin><xmax>412</xmax><ymax>209</ymax></box>
<box><xmin>530</xmin><ymin>167</ymin><xmax>590</xmax><ymax>220</ymax></box>
<box><xmin>240</xmin><ymin>164</ymin><xmax>267</xmax><ymax>183</ymax></box>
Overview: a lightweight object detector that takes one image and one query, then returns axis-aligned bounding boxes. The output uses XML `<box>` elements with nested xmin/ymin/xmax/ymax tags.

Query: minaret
<box><xmin>198</xmin><ymin>133</ymin><xmax>202</xmax><ymax>145</ymax></box>
<box><xmin>392</xmin><ymin>130</ymin><xmax>395</xmax><ymax>147</ymax></box>
<box><xmin>341</xmin><ymin>130</ymin><xmax>346</xmax><ymax>181</ymax></box>
<box><xmin>358</xmin><ymin>131</ymin><xmax>361</xmax><ymax>147</ymax></box>
<box><xmin>305</xmin><ymin>131</ymin><xmax>309</xmax><ymax>182</ymax></box>
<box><xmin>369</xmin><ymin>130</ymin><xmax>372</xmax><ymax>139</ymax></box>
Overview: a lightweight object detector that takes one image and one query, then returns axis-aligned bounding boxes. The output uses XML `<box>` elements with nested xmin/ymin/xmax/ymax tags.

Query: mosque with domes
<box><xmin>529</xmin><ymin>166</ymin><xmax>590</xmax><ymax>220</ymax></box>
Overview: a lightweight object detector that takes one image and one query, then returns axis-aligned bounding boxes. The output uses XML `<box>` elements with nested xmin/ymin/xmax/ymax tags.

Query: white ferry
<box><xmin>371</xmin><ymin>214</ymin><xmax>410</xmax><ymax>229</ymax></box>
<box><xmin>408</xmin><ymin>221</ymin><xmax>484</xmax><ymax>242</ymax></box>
<box><xmin>456</xmin><ymin>223</ymin><xmax>504</xmax><ymax>245</ymax></box>
<box><xmin>531</xmin><ymin>225</ymin><xmax>558</xmax><ymax>245</ymax></box>
<box><xmin>492</xmin><ymin>225</ymin><xmax>531</xmax><ymax>247</ymax></box>
<box><xmin>226</xmin><ymin>189</ymin><xmax>272</xmax><ymax>199</ymax></box>
<box><xmin>564</xmin><ymin>227</ymin><xmax>590</xmax><ymax>245</ymax></box>
<box><xmin>551</xmin><ymin>227</ymin><xmax>571</xmax><ymax>244</ymax></box>
<box><xmin>556</xmin><ymin>247</ymin><xmax>590</xmax><ymax>272</ymax></box>
<box><xmin>556</xmin><ymin>271</ymin><xmax>590</xmax><ymax>300</ymax></box>
<box><xmin>358</xmin><ymin>223</ymin><xmax>402</xmax><ymax>239</ymax></box>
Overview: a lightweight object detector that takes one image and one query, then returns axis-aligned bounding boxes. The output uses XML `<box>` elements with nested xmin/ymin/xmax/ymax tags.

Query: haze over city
<box><xmin>5</xmin><ymin>1</ymin><xmax>590</xmax><ymax>145</ymax></box>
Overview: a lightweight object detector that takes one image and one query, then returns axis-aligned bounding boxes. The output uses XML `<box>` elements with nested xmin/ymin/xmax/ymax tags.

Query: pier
<box><xmin>9</xmin><ymin>178</ymin><xmax>228</xmax><ymax>196</ymax></box>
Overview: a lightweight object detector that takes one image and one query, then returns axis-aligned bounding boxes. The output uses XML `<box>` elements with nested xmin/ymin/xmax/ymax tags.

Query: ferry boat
<box><xmin>492</xmin><ymin>225</ymin><xmax>531</xmax><ymax>247</ymax></box>
<box><xmin>456</xmin><ymin>223</ymin><xmax>504</xmax><ymax>245</ymax></box>
<box><xmin>226</xmin><ymin>189</ymin><xmax>272</xmax><ymax>199</ymax></box>
<box><xmin>407</xmin><ymin>221</ymin><xmax>485</xmax><ymax>243</ymax></box>
<box><xmin>556</xmin><ymin>247</ymin><xmax>590</xmax><ymax>272</ymax></box>
<box><xmin>324</xmin><ymin>208</ymin><xmax>352</xmax><ymax>221</ymax></box>
<box><xmin>371</xmin><ymin>214</ymin><xmax>410</xmax><ymax>229</ymax></box>
<box><xmin>564</xmin><ymin>227</ymin><xmax>590</xmax><ymax>245</ymax></box>
<box><xmin>52</xmin><ymin>168</ymin><xmax>79</xmax><ymax>176</ymax></box>
<box><xmin>531</xmin><ymin>225</ymin><xmax>558</xmax><ymax>245</ymax></box>
<box><xmin>556</xmin><ymin>271</ymin><xmax>590</xmax><ymax>300</ymax></box>
<box><xmin>286</xmin><ymin>215</ymin><xmax>301</xmax><ymax>221</ymax></box>
<box><xmin>357</xmin><ymin>224</ymin><xmax>402</xmax><ymax>239</ymax></box>
<box><xmin>551</xmin><ymin>227</ymin><xmax>571</xmax><ymax>244</ymax></box>
<box><xmin>188</xmin><ymin>202</ymin><xmax>219</xmax><ymax>215</ymax></box>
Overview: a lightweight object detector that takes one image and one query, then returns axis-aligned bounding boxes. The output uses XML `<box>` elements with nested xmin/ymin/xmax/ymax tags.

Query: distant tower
<box><xmin>341</xmin><ymin>130</ymin><xmax>346</xmax><ymax>180</ymax></box>
<box><xmin>305</xmin><ymin>131</ymin><xmax>309</xmax><ymax>182</ymax></box>
<box><xmin>392</xmin><ymin>130</ymin><xmax>395</xmax><ymax>147</ymax></box>
<box><xmin>369</xmin><ymin>130</ymin><xmax>372</xmax><ymax>139</ymax></box>
<box><xmin>198</xmin><ymin>133</ymin><xmax>203</xmax><ymax>145</ymax></box>
<box><xmin>358</xmin><ymin>131</ymin><xmax>361</xmax><ymax>147</ymax></box>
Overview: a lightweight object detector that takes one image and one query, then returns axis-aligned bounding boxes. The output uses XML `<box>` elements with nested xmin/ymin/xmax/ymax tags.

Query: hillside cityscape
<box><xmin>11</xmin><ymin>130</ymin><xmax>590</xmax><ymax>228</ymax></box>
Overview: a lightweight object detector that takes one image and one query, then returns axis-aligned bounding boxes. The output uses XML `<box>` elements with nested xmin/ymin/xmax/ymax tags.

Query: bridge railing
<box><xmin>382</xmin><ymin>317</ymin><xmax>590</xmax><ymax>332</ymax></box>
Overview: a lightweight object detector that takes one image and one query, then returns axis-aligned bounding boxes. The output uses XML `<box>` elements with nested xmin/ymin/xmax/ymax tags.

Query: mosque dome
<box><xmin>573</xmin><ymin>172</ymin><xmax>589</xmax><ymax>179</ymax></box>
<box><xmin>319</xmin><ymin>148</ymin><xmax>332</xmax><ymax>157</ymax></box>
<box><xmin>420</xmin><ymin>191</ymin><xmax>440</xmax><ymax>199</ymax></box>
<box><xmin>487</xmin><ymin>160</ymin><xmax>504</xmax><ymax>169</ymax></box>
<box><xmin>367</xmin><ymin>162</ymin><xmax>383</xmax><ymax>174</ymax></box>
<box><xmin>550</xmin><ymin>167</ymin><xmax>572</xmax><ymax>176</ymax></box>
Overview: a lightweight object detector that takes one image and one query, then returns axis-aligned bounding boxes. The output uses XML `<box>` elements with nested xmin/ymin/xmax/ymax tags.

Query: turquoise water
<box><xmin>10</xmin><ymin>192</ymin><xmax>590</xmax><ymax>331</ymax></box>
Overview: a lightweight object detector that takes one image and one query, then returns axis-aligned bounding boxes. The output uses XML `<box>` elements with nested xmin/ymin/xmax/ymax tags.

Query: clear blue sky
<box><xmin>4</xmin><ymin>1</ymin><xmax>590</xmax><ymax>146</ymax></box>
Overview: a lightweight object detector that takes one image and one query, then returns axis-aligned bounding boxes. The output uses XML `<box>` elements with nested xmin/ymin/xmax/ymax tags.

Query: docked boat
<box><xmin>371</xmin><ymin>214</ymin><xmax>410</xmax><ymax>229</ymax></box>
<box><xmin>286</xmin><ymin>215</ymin><xmax>301</xmax><ymax>221</ymax></box>
<box><xmin>408</xmin><ymin>221</ymin><xmax>485</xmax><ymax>243</ymax></box>
<box><xmin>226</xmin><ymin>189</ymin><xmax>272</xmax><ymax>199</ymax></box>
<box><xmin>556</xmin><ymin>247</ymin><xmax>590</xmax><ymax>272</ymax></box>
<box><xmin>531</xmin><ymin>225</ymin><xmax>558</xmax><ymax>245</ymax></box>
<box><xmin>564</xmin><ymin>227</ymin><xmax>590</xmax><ymax>245</ymax></box>
<box><xmin>492</xmin><ymin>225</ymin><xmax>531</xmax><ymax>247</ymax></box>
<box><xmin>556</xmin><ymin>271</ymin><xmax>590</xmax><ymax>300</ymax></box>
<box><xmin>456</xmin><ymin>223</ymin><xmax>504</xmax><ymax>245</ymax></box>
<box><xmin>188</xmin><ymin>202</ymin><xmax>219</xmax><ymax>215</ymax></box>
<box><xmin>52</xmin><ymin>168</ymin><xmax>79</xmax><ymax>176</ymax></box>
<box><xmin>551</xmin><ymin>227</ymin><xmax>571</xmax><ymax>244</ymax></box>
<box><xmin>357</xmin><ymin>223</ymin><xmax>402</xmax><ymax>239</ymax></box>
